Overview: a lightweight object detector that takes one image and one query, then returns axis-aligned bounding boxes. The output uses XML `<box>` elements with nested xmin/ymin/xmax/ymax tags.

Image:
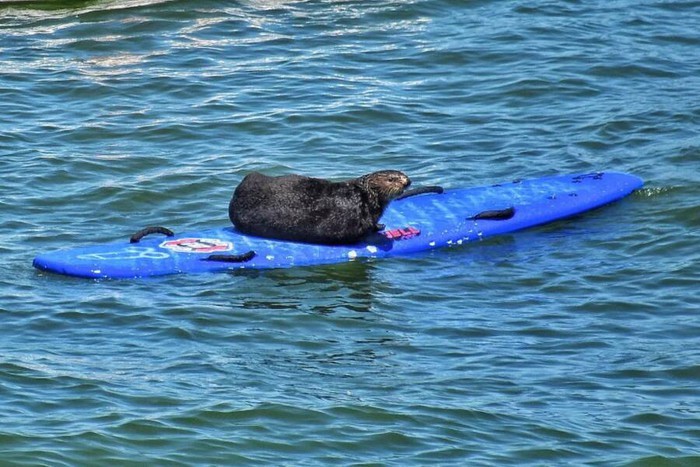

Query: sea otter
<box><xmin>229</xmin><ymin>170</ymin><xmax>411</xmax><ymax>245</ymax></box>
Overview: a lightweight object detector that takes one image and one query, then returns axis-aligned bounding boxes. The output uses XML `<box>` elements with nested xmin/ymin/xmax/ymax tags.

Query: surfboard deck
<box><xmin>33</xmin><ymin>172</ymin><xmax>643</xmax><ymax>279</ymax></box>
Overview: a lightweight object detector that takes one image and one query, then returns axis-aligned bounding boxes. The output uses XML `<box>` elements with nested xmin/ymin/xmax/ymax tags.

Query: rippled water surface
<box><xmin>2</xmin><ymin>0</ymin><xmax>699</xmax><ymax>464</ymax></box>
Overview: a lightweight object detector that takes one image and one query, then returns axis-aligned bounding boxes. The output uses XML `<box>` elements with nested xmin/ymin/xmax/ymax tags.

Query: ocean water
<box><xmin>1</xmin><ymin>0</ymin><xmax>699</xmax><ymax>465</ymax></box>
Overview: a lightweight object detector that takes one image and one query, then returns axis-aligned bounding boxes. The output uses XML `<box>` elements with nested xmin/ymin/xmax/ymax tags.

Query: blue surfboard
<box><xmin>33</xmin><ymin>172</ymin><xmax>643</xmax><ymax>279</ymax></box>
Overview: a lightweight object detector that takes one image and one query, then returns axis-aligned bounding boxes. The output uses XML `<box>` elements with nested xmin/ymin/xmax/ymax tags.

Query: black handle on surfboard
<box><xmin>204</xmin><ymin>251</ymin><xmax>257</xmax><ymax>263</ymax></box>
<box><xmin>467</xmin><ymin>207</ymin><xmax>516</xmax><ymax>221</ymax></box>
<box><xmin>130</xmin><ymin>226</ymin><xmax>175</xmax><ymax>243</ymax></box>
<box><xmin>395</xmin><ymin>185</ymin><xmax>444</xmax><ymax>200</ymax></box>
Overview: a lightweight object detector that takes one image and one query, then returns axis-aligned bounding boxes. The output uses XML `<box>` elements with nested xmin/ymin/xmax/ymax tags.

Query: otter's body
<box><xmin>229</xmin><ymin>170</ymin><xmax>410</xmax><ymax>245</ymax></box>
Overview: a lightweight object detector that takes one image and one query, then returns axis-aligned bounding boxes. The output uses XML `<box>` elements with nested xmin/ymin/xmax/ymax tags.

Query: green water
<box><xmin>1</xmin><ymin>0</ymin><xmax>699</xmax><ymax>464</ymax></box>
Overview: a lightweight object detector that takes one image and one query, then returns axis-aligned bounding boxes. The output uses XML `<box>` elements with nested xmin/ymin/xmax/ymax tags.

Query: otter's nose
<box><xmin>404</xmin><ymin>176</ymin><xmax>412</xmax><ymax>187</ymax></box>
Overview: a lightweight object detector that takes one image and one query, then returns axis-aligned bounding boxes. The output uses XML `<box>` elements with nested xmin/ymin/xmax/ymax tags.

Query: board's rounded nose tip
<box><xmin>33</xmin><ymin>254</ymin><xmax>63</xmax><ymax>275</ymax></box>
<box><xmin>32</xmin><ymin>255</ymin><xmax>46</xmax><ymax>270</ymax></box>
<box><xmin>605</xmin><ymin>171</ymin><xmax>644</xmax><ymax>190</ymax></box>
<box><xmin>626</xmin><ymin>173</ymin><xmax>645</xmax><ymax>190</ymax></box>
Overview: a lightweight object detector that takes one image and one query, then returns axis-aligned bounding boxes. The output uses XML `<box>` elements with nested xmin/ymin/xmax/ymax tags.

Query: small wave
<box><xmin>633</xmin><ymin>186</ymin><xmax>678</xmax><ymax>198</ymax></box>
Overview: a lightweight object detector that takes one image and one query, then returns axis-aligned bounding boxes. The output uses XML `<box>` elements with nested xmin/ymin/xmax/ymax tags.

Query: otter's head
<box><xmin>359</xmin><ymin>170</ymin><xmax>411</xmax><ymax>204</ymax></box>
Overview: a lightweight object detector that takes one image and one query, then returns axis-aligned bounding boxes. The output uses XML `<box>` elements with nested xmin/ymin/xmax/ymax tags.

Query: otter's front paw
<box><xmin>374</xmin><ymin>223</ymin><xmax>385</xmax><ymax>232</ymax></box>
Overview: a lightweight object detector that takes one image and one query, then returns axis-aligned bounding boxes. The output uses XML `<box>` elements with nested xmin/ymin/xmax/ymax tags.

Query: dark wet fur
<box><xmin>229</xmin><ymin>170</ymin><xmax>411</xmax><ymax>244</ymax></box>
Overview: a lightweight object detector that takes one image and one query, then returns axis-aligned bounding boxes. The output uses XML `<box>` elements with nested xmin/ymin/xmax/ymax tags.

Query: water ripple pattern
<box><xmin>1</xmin><ymin>0</ymin><xmax>699</xmax><ymax>465</ymax></box>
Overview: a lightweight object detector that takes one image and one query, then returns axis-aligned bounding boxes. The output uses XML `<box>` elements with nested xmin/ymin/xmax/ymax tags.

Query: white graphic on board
<box><xmin>159</xmin><ymin>238</ymin><xmax>233</xmax><ymax>254</ymax></box>
<box><xmin>77</xmin><ymin>247</ymin><xmax>170</xmax><ymax>261</ymax></box>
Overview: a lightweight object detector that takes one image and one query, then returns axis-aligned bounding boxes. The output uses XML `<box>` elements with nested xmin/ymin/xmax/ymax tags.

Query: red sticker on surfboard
<box><xmin>381</xmin><ymin>226</ymin><xmax>420</xmax><ymax>240</ymax></box>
